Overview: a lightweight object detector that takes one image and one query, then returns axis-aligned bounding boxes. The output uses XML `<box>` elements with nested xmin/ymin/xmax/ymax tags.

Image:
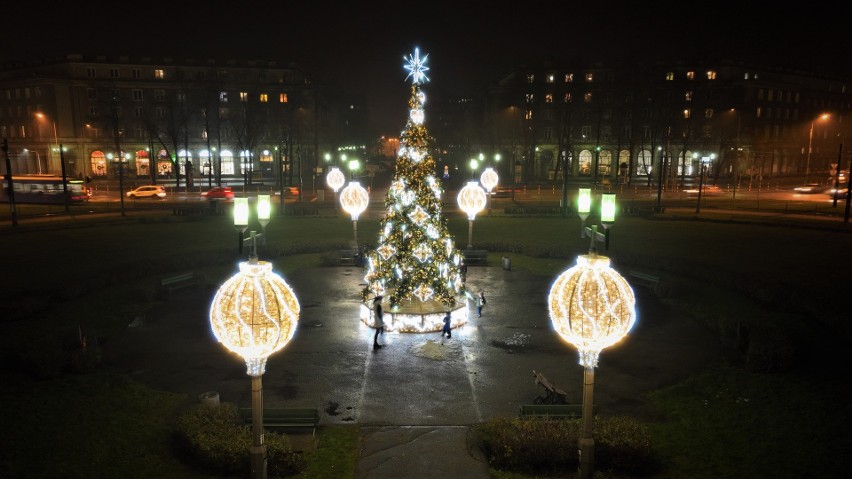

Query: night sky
<box><xmin>5</xmin><ymin>1</ymin><xmax>851</xmax><ymax>138</ymax></box>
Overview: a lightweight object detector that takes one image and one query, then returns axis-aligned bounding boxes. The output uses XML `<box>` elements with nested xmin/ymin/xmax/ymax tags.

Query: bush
<box><xmin>475</xmin><ymin>416</ymin><xmax>657</xmax><ymax>476</ymax></box>
<box><xmin>174</xmin><ymin>402</ymin><xmax>306</xmax><ymax>477</ymax></box>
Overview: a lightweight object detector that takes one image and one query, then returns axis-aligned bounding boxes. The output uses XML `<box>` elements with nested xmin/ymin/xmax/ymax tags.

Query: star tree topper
<box><xmin>404</xmin><ymin>47</ymin><xmax>430</xmax><ymax>84</ymax></box>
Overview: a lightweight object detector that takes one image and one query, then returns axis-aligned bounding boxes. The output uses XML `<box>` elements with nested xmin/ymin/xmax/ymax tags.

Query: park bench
<box><xmin>532</xmin><ymin>369</ymin><xmax>568</xmax><ymax>404</ymax></box>
<box><xmin>462</xmin><ymin>249</ymin><xmax>488</xmax><ymax>266</ymax></box>
<box><xmin>519</xmin><ymin>404</ymin><xmax>597</xmax><ymax>419</ymax></box>
<box><xmin>628</xmin><ymin>270</ymin><xmax>660</xmax><ymax>292</ymax></box>
<box><xmin>337</xmin><ymin>249</ymin><xmax>361</xmax><ymax>266</ymax></box>
<box><xmin>239</xmin><ymin>407</ymin><xmax>320</xmax><ymax>436</ymax></box>
<box><xmin>159</xmin><ymin>272</ymin><xmax>201</xmax><ymax>298</ymax></box>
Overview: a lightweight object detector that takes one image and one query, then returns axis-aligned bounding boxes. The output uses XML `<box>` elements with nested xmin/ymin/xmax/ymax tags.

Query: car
<box><xmin>126</xmin><ymin>185</ymin><xmax>166</xmax><ymax>199</ymax></box>
<box><xmin>684</xmin><ymin>185</ymin><xmax>723</xmax><ymax>195</ymax></box>
<box><xmin>826</xmin><ymin>187</ymin><xmax>848</xmax><ymax>199</ymax></box>
<box><xmin>202</xmin><ymin>186</ymin><xmax>234</xmax><ymax>200</ymax></box>
<box><xmin>793</xmin><ymin>183</ymin><xmax>826</xmax><ymax>194</ymax></box>
<box><xmin>274</xmin><ymin>186</ymin><xmax>300</xmax><ymax>197</ymax></box>
<box><xmin>492</xmin><ymin>186</ymin><xmax>521</xmax><ymax>198</ymax></box>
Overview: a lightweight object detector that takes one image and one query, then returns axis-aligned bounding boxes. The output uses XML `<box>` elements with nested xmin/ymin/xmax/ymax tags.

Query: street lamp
<box><xmin>340</xmin><ymin>181</ymin><xmax>369</xmax><ymax>246</ymax></box>
<box><xmin>108</xmin><ymin>152</ymin><xmax>129</xmax><ymax>217</ymax></box>
<box><xmin>805</xmin><ymin>113</ymin><xmax>830</xmax><ymax>185</ymax></box>
<box><xmin>2</xmin><ymin>139</ymin><xmax>18</xmax><ymax>227</ymax></box>
<box><xmin>578</xmin><ymin>190</ymin><xmax>616</xmax><ymax>251</ymax></box>
<box><xmin>348</xmin><ymin>158</ymin><xmax>360</xmax><ymax>180</ymax></box>
<box><xmin>209</xmin><ymin>233</ymin><xmax>299</xmax><ymax>479</ymax></box>
<box><xmin>469</xmin><ymin>158</ymin><xmax>479</xmax><ymax>179</ymax></box>
<box><xmin>23</xmin><ymin>149</ymin><xmax>42</xmax><ymax>174</ymax></box>
<box><xmin>36</xmin><ymin>112</ymin><xmax>69</xmax><ymax>212</ymax></box>
<box><xmin>234</xmin><ymin>198</ymin><xmax>250</xmax><ymax>255</ymax></box>
<box><xmin>480</xmin><ymin>167</ymin><xmax>498</xmax><ymax>213</ymax></box>
<box><xmin>457</xmin><ymin>181</ymin><xmax>487</xmax><ymax>249</ymax></box>
<box><xmin>326</xmin><ymin>167</ymin><xmax>345</xmax><ymax>209</ymax></box>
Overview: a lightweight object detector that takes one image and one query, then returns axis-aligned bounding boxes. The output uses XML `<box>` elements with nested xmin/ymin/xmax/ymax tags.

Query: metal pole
<box><xmin>249</xmin><ymin>374</ymin><xmax>267</xmax><ymax>479</ymax></box>
<box><xmin>578</xmin><ymin>366</ymin><xmax>596</xmax><ymax>479</ymax></box>
<box><xmin>655</xmin><ymin>149</ymin><xmax>664</xmax><ymax>212</ymax></box>
<box><xmin>59</xmin><ymin>144</ymin><xmax>69</xmax><ymax>213</ymax></box>
<box><xmin>118</xmin><ymin>158</ymin><xmax>126</xmax><ymax>217</ymax></box>
<box><xmin>844</xmin><ymin>150</ymin><xmax>852</xmax><ymax>223</ymax></box>
<box><xmin>832</xmin><ymin>143</ymin><xmax>842</xmax><ymax>208</ymax></box>
<box><xmin>696</xmin><ymin>164</ymin><xmax>705</xmax><ymax>213</ymax></box>
<box><xmin>467</xmin><ymin>219</ymin><xmax>474</xmax><ymax>249</ymax></box>
<box><xmin>806</xmin><ymin>120</ymin><xmax>814</xmax><ymax>185</ymax></box>
<box><xmin>2</xmin><ymin>139</ymin><xmax>19</xmax><ymax>227</ymax></box>
<box><xmin>353</xmin><ymin>219</ymin><xmax>359</xmax><ymax>246</ymax></box>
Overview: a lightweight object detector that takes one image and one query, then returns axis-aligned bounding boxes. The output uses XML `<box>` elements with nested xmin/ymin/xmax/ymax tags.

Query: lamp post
<box><xmin>36</xmin><ymin>112</ymin><xmax>69</xmax><ymax>212</ymax></box>
<box><xmin>347</xmin><ymin>158</ymin><xmax>360</xmax><ymax>180</ymax></box>
<box><xmin>469</xmin><ymin>157</ymin><xmax>479</xmax><ymax>180</ymax></box>
<box><xmin>2</xmin><ymin>139</ymin><xmax>18</xmax><ymax>227</ymax></box>
<box><xmin>23</xmin><ymin>149</ymin><xmax>42</xmax><ymax>174</ymax></box>
<box><xmin>340</xmin><ymin>181</ymin><xmax>369</xmax><ymax>246</ymax></box>
<box><xmin>549</xmin><ymin>199</ymin><xmax>635</xmax><ymax>478</ymax></box>
<box><xmin>692</xmin><ymin>153</ymin><xmax>716</xmax><ymax>213</ymax></box>
<box><xmin>234</xmin><ymin>197</ymin><xmax>249</xmax><ymax>255</ymax></box>
<box><xmin>326</xmin><ymin>167</ymin><xmax>345</xmax><ymax>210</ymax></box>
<box><xmin>805</xmin><ymin>113</ymin><xmax>830</xmax><ymax>185</ymax></box>
<box><xmin>457</xmin><ymin>181</ymin><xmax>487</xmax><ymax>249</ymax></box>
<box><xmin>108</xmin><ymin>152</ymin><xmax>128</xmax><ymax>217</ymax></box>
<box><xmin>234</xmin><ymin>195</ymin><xmax>273</xmax><ymax>255</ymax></box>
<box><xmin>654</xmin><ymin>146</ymin><xmax>665</xmax><ymax>212</ymax></box>
<box><xmin>578</xmin><ymin>190</ymin><xmax>616</xmax><ymax>251</ymax></box>
<box><xmin>209</xmin><ymin>233</ymin><xmax>299</xmax><ymax>479</ymax></box>
<box><xmin>480</xmin><ymin>167</ymin><xmax>498</xmax><ymax>214</ymax></box>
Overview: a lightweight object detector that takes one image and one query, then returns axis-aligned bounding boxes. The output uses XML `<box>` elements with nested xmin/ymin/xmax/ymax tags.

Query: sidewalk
<box><xmin>101</xmin><ymin>262</ymin><xmax>722</xmax><ymax>477</ymax></box>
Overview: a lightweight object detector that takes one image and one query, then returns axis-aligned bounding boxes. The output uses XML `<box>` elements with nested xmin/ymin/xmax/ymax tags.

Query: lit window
<box><xmin>705</xmin><ymin>108</ymin><xmax>714</xmax><ymax>118</ymax></box>
<box><xmin>525</xmin><ymin>93</ymin><xmax>534</xmax><ymax>103</ymax></box>
<box><xmin>685</xmin><ymin>91</ymin><xmax>693</xmax><ymax>101</ymax></box>
<box><xmin>564</xmin><ymin>93</ymin><xmax>572</xmax><ymax>103</ymax></box>
<box><xmin>526</xmin><ymin>74</ymin><xmax>535</xmax><ymax>83</ymax></box>
<box><xmin>525</xmin><ymin>110</ymin><xmax>533</xmax><ymax>120</ymax></box>
<box><xmin>239</xmin><ymin>92</ymin><xmax>248</xmax><ymax>102</ymax></box>
<box><xmin>219</xmin><ymin>91</ymin><xmax>228</xmax><ymax>103</ymax></box>
<box><xmin>545</xmin><ymin>93</ymin><xmax>553</xmax><ymax>103</ymax></box>
<box><xmin>154</xmin><ymin>69</ymin><xmax>164</xmax><ymax>79</ymax></box>
<box><xmin>706</xmin><ymin>70</ymin><xmax>717</xmax><ymax>80</ymax></box>
<box><xmin>683</xmin><ymin>109</ymin><xmax>691</xmax><ymax>119</ymax></box>
<box><xmin>585</xmin><ymin>72</ymin><xmax>593</xmax><ymax>82</ymax></box>
<box><xmin>259</xmin><ymin>93</ymin><xmax>268</xmax><ymax>103</ymax></box>
<box><xmin>666</xmin><ymin>72</ymin><xmax>674</xmax><ymax>80</ymax></box>
<box><xmin>546</xmin><ymin>74</ymin><xmax>555</xmax><ymax>83</ymax></box>
<box><xmin>686</xmin><ymin>71</ymin><xmax>695</xmax><ymax>80</ymax></box>
<box><xmin>584</xmin><ymin>92</ymin><xmax>592</xmax><ymax>103</ymax></box>
<box><xmin>564</xmin><ymin>73</ymin><xmax>573</xmax><ymax>83</ymax></box>
<box><xmin>279</xmin><ymin>93</ymin><xmax>288</xmax><ymax>103</ymax></box>
<box><xmin>756</xmin><ymin>107</ymin><xmax>762</xmax><ymax>118</ymax></box>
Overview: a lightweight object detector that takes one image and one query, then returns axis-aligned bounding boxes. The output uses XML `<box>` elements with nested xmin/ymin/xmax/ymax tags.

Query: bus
<box><xmin>1</xmin><ymin>174</ymin><xmax>91</xmax><ymax>204</ymax></box>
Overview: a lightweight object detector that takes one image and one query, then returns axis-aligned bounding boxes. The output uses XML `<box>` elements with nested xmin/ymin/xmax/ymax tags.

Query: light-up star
<box><xmin>404</xmin><ymin>48</ymin><xmax>430</xmax><ymax>84</ymax></box>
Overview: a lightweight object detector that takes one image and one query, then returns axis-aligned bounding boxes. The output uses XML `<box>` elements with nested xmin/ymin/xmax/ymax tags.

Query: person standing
<box><xmin>441</xmin><ymin>311</ymin><xmax>452</xmax><ymax>339</ymax></box>
<box><xmin>373</xmin><ymin>296</ymin><xmax>384</xmax><ymax>349</ymax></box>
<box><xmin>460</xmin><ymin>260</ymin><xmax>468</xmax><ymax>283</ymax></box>
<box><xmin>477</xmin><ymin>291</ymin><xmax>486</xmax><ymax>317</ymax></box>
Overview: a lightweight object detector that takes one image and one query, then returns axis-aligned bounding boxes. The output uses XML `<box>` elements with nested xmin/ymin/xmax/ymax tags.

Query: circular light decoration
<box><xmin>209</xmin><ymin>260</ymin><xmax>300</xmax><ymax>376</ymax></box>
<box><xmin>326</xmin><ymin>167</ymin><xmax>345</xmax><ymax>193</ymax></box>
<box><xmin>480</xmin><ymin>167</ymin><xmax>498</xmax><ymax>192</ymax></box>
<box><xmin>340</xmin><ymin>181</ymin><xmax>369</xmax><ymax>220</ymax></box>
<box><xmin>548</xmin><ymin>254</ymin><xmax>636</xmax><ymax>368</ymax></box>
<box><xmin>457</xmin><ymin>181</ymin><xmax>487</xmax><ymax>220</ymax></box>
<box><xmin>410</xmin><ymin>108</ymin><xmax>425</xmax><ymax>125</ymax></box>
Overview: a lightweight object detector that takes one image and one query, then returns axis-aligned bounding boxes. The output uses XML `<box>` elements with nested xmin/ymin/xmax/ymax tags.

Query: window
<box><xmin>584</xmin><ymin>72</ymin><xmax>593</xmax><ymax>82</ymax></box>
<box><xmin>110</xmin><ymin>68</ymin><xmax>119</xmax><ymax>78</ymax></box>
<box><xmin>583</xmin><ymin>92</ymin><xmax>592</xmax><ymax>103</ymax></box>
<box><xmin>154</xmin><ymin>89</ymin><xmax>165</xmax><ymax>101</ymax></box>
<box><xmin>643</xmin><ymin>126</ymin><xmax>652</xmax><ymax>140</ymax></box>
<box><xmin>525</xmin><ymin>93</ymin><xmax>534</xmax><ymax>103</ymax></box>
<box><xmin>546</xmin><ymin>73</ymin><xmax>555</xmax><ymax>83</ymax></box>
<box><xmin>177</xmin><ymin>92</ymin><xmax>187</xmax><ymax>103</ymax></box>
<box><xmin>135</xmin><ymin>127</ymin><xmax>145</xmax><ymax>138</ymax></box>
<box><xmin>581</xmin><ymin>126</ymin><xmax>592</xmax><ymax>137</ymax></box>
<box><xmin>526</xmin><ymin>74</ymin><xmax>535</xmax><ymax>83</ymax></box>
<box><xmin>564</xmin><ymin>73</ymin><xmax>574</xmax><ymax>83</ymax></box>
<box><xmin>219</xmin><ymin>91</ymin><xmax>228</xmax><ymax>102</ymax></box>
<box><xmin>87</xmin><ymin>67</ymin><xmax>96</xmax><ymax>78</ymax></box>
<box><xmin>134</xmin><ymin>106</ymin><xmax>143</xmax><ymax>118</ymax></box>
<box><xmin>744</xmin><ymin>72</ymin><xmax>751</xmax><ymax>80</ymax></box>
<box><xmin>756</xmin><ymin>107</ymin><xmax>762</xmax><ymax>118</ymax></box>
<box><xmin>705</xmin><ymin>108</ymin><xmax>714</xmax><ymax>118</ymax></box>
<box><xmin>154</xmin><ymin>69</ymin><xmax>164</xmax><ymax>79</ymax></box>
<box><xmin>545</xmin><ymin>93</ymin><xmax>553</xmax><ymax>103</ymax></box>
<box><xmin>686</xmin><ymin>71</ymin><xmax>695</xmax><ymax>80</ymax></box>
<box><xmin>545</xmin><ymin>109</ymin><xmax>553</xmax><ymax>120</ymax></box>
<box><xmin>219</xmin><ymin>107</ymin><xmax>229</xmax><ymax>119</ymax></box>
<box><xmin>544</xmin><ymin>127</ymin><xmax>552</xmax><ymax>139</ymax></box>
<box><xmin>706</xmin><ymin>70</ymin><xmax>717</xmax><ymax>80</ymax></box>
<box><xmin>259</xmin><ymin>93</ymin><xmax>268</xmax><ymax>103</ymax></box>
<box><xmin>685</xmin><ymin>91</ymin><xmax>693</xmax><ymax>101</ymax></box>
<box><xmin>767</xmin><ymin>89</ymin><xmax>774</xmax><ymax>101</ymax></box>
<box><xmin>279</xmin><ymin>93</ymin><xmax>288</xmax><ymax>103</ymax></box>
<box><xmin>683</xmin><ymin>109</ymin><xmax>691</xmax><ymax>119</ymax></box>
<box><xmin>622</xmin><ymin>125</ymin><xmax>631</xmax><ymax>137</ymax></box>
<box><xmin>524</xmin><ymin>110</ymin><xmax>533</xmax><ymax>120</ymax></box>
<box><xmin>88</xmin><ymin>106</ymin><xmax>98</xmax><ymax>116</ymax></box>
<box><xmin>703</xmin><ymin>125</ymin><xmax>713</xmax><ymax>138</ymax></box>
<box><xmin>563</xmin><ymin>93</ymin><xmax>572</xmax><ymax>103</ymax></box>
<box><xmin>666</xmin><ymin>72</ymin><xmax>674</xmax><ymax>80</ymax></box>
<box><xmin>218</xmin><ymin>70</ymin><xmax>229</xmax><ymax>80</ymax></box>
<box><xmin>110</xmin><ymin>89</ymin><xmax>120</xmax><ymax>100</ymax></box>
<box><xmin>87</xmin><ymin>88</ymin><xmax>97</xmax><ymax>100</ymax></box>
<box><xmin>175</xmin><ymin>70</ymin><xmax>184</xmax><ymax>80</ymax></box>
<box><xmin>156</xmin><ymin>106</ymin><xmax>165</xmax><ymax>118</ymax></box>
<box><xmin>132</xmin><ymin>69</ymin><xmax>141</xmax><ymax>79</ymax></box>
<box><xmin>239</xmin><ymin>92</ymin><xmax>248</xmax><ymax>102</ymax></box>
<box><xmin>132</xmin><ymin>89</ymin><xmax>143</xmax><ymax>101</ymax></box>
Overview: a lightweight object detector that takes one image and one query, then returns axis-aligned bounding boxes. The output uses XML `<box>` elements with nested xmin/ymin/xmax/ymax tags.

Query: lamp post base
<box><xmin>250</xmin><ymin>444</ymin><xmax>267</xmax><ymax>479</ymax></box>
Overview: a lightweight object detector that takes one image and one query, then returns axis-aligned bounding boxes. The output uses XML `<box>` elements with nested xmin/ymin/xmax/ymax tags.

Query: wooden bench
<box><xmin>532</xmin><ymin>369</ymin><xmax>568</xmax><ymax>404</ymax></box>
<box><xmin>239</xmin><ymin>407</ymin><xmax>320</xmax><ymax>436</ymax></box>
<box><xmin>337</xmin><ymin>249</ymin><xmax>360</xmax><ymax>266</ymax></box>
<box><xmin>462</xmin><ymin>249</ymin><xmax>488</xmax><ymax>266</ymax></box>
<box><xmin>628</xmin><ymin>270</ymin><xmax>660</xmax><ymax>292</ymax></box>
<box><xmin>519</xmin><ymin>404</ymin><xmax>598</xmax><ymax>419</ymax></box>
<box><xmin>159</xmin><ymin>272</ymin><xmax>200</xmax><ymax>298</ymax></box>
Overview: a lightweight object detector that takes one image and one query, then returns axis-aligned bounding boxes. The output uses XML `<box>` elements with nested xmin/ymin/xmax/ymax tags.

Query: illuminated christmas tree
<box><xmin>362</xmin><ymin>48</ymin><xmax>465</xmax><ymax>309</ymax></box>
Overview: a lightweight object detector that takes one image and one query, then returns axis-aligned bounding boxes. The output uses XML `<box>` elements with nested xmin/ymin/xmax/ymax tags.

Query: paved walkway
<box><xmin>101</xmin><ymin>261</ymin><xmax>722</xmax><ymax>477</ymax></box>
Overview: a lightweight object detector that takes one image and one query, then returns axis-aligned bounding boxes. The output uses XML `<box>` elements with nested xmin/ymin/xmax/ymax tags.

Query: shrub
<box><xmin>174</xmin><ymin>402</ymin><xmax>306</xmax><ymax>477</ymax></box>
<box><xmin>475</xmin><ymin>415</ymin><xmax>657</xmax><ymax>476</ymax></box>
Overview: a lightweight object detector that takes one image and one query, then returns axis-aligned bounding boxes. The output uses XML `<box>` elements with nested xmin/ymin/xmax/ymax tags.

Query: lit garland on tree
<box><xmin>362</xmin><ymin>48</ymin><xmax>465</xmax><ymax>308</ymax></box>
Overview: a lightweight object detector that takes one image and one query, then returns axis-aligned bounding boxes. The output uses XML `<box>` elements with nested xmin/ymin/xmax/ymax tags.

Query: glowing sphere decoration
<box><xmin>548</xmin><ymin>254</ymin><xmax>636</xmax><ymax>368</ymax></box>
<box><xmin>457</xmin><ymin>181</ymin><xmax>487</xmax><ymax>220</ymax></box>
<box><xmin>326</xmin><ymin>167</ymin><xmax>345</xmax><ymax>193</ymax></box>
<box><xmin>209</xmin><ymin>260</ymin><xmax>300</xmax><ymax>376</ymax></box>
<box><xmin>480</xmin><ymin>167</ymin><xmax>498</xmax><ymax>192</ymax></box>
<box><xmin>340</xmin><ymin>181</ymin><xmax>369</xmax><ymax>220</ymax></box>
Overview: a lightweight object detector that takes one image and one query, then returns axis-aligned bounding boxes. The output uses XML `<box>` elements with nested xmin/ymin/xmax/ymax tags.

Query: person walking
<box><xmin>373</xmin><ymin>296</ymin><xmax>384</xmax><ymax>349</ymax></box>
<box><xmin>477</xmin><ymin>291</ymin><xmax>486</xmax><ymax>317</ymax></box>
<box><xmin>441</xmin><ymin>311</ymin><xmax>452</xmax><ymax>339</ymax></box>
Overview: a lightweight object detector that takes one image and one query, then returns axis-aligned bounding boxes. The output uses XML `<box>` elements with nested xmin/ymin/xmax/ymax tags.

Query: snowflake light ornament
<box><xmin>404</xmin><ymin>48</ymin><xmax>430</xmax><ymax>84</ymax></box>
